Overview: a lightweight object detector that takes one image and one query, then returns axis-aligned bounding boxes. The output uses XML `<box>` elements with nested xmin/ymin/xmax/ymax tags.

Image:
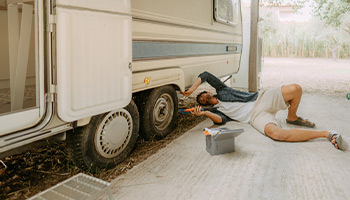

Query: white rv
<box><xmin>0</xmin><ymin>0</ymin><xmax>243</xmax><ymax>171</ymax></box>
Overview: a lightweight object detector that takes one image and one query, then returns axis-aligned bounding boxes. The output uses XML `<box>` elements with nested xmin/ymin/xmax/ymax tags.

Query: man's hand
<box><xmin>180</xmin><ymin>90</ymin><xmax>192</xmax><ymax>96</ymax></box>
<box><xmin>180</xmin><ymin>77</ymin><xmax>202</xmax><ymax>96</ymax></box>
<box><xmin>188</xmin><ymin>105</ymin><xmax>223</xmax><ymax>123</ymax></box>
<box><xmin>190</xmin><ymin>106</ymin><xmax>204</xmax><ymax>116</ymax></box>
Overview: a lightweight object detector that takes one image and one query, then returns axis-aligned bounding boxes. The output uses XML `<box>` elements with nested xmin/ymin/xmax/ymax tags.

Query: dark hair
<box><xmin>196</xmin><ymin>91</ymin><xmax>209</xmax><ymax>106</ymax></box>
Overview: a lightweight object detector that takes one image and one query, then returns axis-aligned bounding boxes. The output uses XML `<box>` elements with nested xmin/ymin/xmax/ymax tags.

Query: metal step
<box><xmin>28</xmin><ymin>173</ymin><xmax>112</xmax><ymax>200</ymax></box>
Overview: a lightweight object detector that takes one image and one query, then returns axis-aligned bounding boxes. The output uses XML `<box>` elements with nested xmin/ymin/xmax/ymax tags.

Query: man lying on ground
<box><xmin>181</xmin><ymin>71</ymin><xmax>346</xmax><ymax>150</ymax></box>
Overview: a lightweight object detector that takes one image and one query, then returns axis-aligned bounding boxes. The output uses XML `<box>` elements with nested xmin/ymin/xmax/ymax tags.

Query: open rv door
<box><xmin>55</xmin><ymin>0</ymin><xmax>132</xmax><ymax>122</ymax></box>
<box><xmin>0</xmin><ymin>1</ymin><xmax>45</xmax><ymax>135</ymax></box>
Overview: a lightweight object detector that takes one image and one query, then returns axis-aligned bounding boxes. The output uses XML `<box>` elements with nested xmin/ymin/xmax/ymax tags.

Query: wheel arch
<box><xmin>132</xmin><ymin>67</ymin><xmax>185</xmax><ymax>93</ymax></box>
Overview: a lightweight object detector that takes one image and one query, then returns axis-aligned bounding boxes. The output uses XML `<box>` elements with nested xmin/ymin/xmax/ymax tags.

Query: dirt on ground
<box><xmin>261</xmin><ymin>57</ymin><xmax>350</xmax><ymax>98</ymax></box>
<box><xmin>0</xmin><ymin>94</ymin><xmax>207</xmax><ymax>200</ymax></box>
<box><xmin>1</xmin><ymin>57</ymin><xmax>349</xmax><ymax>200</ymax></box>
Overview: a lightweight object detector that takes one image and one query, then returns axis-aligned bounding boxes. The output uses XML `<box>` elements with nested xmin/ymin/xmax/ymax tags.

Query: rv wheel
<box><xmin>137</xmin><ymin>85</ymin><xmax>178</xmax><ymax>140</ymax></box>
<box><xmin>68</xmin><ymin>100</ymin><xmax>139</xmax><ymax>172</ymax></box>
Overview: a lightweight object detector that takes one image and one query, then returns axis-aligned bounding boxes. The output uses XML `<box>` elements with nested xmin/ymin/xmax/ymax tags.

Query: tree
<box><xmin>263</xmin><ymin>0</ymin><xmax>350</xmax><ymax>28</ymax></box>
<box><xmin>312</xmin><ymin>0</ymin><xmax>350</xmax><ymax>60</ymax></box>
<box><xmin>262</xmin><ymin>0</ymin><xmax>350</xmax><ymax>60</ymax></box>
<box><xmin>313</xmin><ymin>0</ymin><xmax>350</xmax><ymax>29</ymax></box>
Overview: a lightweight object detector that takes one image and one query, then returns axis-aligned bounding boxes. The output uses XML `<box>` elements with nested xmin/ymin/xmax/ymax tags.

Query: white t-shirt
<box><xmin>217</xmin><ymin>100</ymin><xmax>255</xmax><ymax>123</ymax></box>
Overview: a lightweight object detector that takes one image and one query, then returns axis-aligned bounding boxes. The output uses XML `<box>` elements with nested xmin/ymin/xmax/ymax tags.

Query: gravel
<box><xmin>260</xmin><ymin>57</ymin><xmax>350</xmax><ymax>98</ymax></box>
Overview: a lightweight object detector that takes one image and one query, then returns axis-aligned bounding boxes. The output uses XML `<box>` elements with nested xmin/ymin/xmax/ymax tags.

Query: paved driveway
<box><xmin>110</xmin><ymin>94</ymin><xmax>350</xmax><ymax>200</ymax></box>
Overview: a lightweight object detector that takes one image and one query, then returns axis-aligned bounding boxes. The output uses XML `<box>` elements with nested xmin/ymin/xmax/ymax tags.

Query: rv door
<box><xmin>0</xmin><ymin>1</ymin><xmax>45</xmax><ymax>135</ymax></box>
<box><xmin>55</xmin><ymin>0</ymin><xmax>132</xmax><ymax>122</ymax></box>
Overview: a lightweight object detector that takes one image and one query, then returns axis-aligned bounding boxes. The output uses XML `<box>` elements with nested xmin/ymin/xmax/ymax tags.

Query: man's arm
<box><xmin>191</xmin><ymin>106</ymin><xmax>222</xmax><ymax>124</ymax></box>
<box><xmin>181</xmin><ymin>71</ymin><xmax>226</xmax><ymax>96</ymax></box>
<box><xmin>204</xmin><ymin>111</ymin><xmax>223</xmax><ymax>124</ymax></box>
<box><xmin>180</xmin><ymin>76</ymin><xmax>201</xmax><ymax>96</ymax></box>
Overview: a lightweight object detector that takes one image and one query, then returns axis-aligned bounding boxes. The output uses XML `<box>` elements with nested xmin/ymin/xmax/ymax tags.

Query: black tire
<box><xmin>67</xmin><ymin>100</ymin><xmax>139</xmax><ymax>172</ymax></box>
<box><xmin>137</xmin><ymin>85</ymin><xmax>178</xmax><ymax>140</ymax></box>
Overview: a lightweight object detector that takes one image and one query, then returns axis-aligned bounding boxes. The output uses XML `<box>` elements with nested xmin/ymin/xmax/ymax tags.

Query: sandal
<box><xmin>328</xmin><ymin>131</ymin><xmax>347</xmax><ymax>150</ymax></box>
<box><xmin>286</xmin><ymin>117</ymin><xmax>315</xmax><ymax>128</ymax></box>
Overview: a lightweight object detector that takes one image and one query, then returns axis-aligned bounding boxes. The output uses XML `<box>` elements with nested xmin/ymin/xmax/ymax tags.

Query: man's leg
<box><xmin>265</xmin><ymin>123</ymin><xmax>327</xmax><ymax>142</ymax></box>
<box><xmin>281</xmin><ymin>84</ymin><xmax>314</xmax><ymax>126</ymax></box>
<box><xmin>264</xmin><ymin>123</ymin><xmax>340</xmax><ymax>148</ymax></box>
<box><xmin>281</xmin><ymin>84</ymin><xmax>302</xmax><ymax>121</ymax></box>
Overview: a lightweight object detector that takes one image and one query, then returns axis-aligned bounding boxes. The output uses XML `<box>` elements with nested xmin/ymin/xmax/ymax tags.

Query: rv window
<box><xmin>214</xmin><ymin>0</ymin><xmax>239</xmax><ymax>26</ymax></box>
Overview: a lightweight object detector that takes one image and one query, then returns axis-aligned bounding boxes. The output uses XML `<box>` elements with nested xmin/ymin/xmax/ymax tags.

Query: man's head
<box><xmin>196</xmin><ymin>91</ymin><xmax>216</xmax><ymax>106</ymax></box>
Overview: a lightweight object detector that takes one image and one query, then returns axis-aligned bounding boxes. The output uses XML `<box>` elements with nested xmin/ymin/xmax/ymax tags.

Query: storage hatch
<box><xmin>55</xmin><ymin>0</ymin><xmax>132</xmax><ymax>122</ymax></box>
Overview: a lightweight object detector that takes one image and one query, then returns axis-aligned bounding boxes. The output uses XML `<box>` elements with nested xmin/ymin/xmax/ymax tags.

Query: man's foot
<box><xmin>328</xmin><ymin>130</ymin><xmax>347</xmax><ymax>150</ymax></box>
<box><xmin>286</xmin><ymin>117</ymin><xmax>315</xmax><ymax>128</ymax></box>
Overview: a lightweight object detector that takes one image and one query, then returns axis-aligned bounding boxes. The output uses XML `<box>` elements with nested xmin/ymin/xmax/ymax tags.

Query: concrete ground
<box><xmin>110</xmin><ymin>93</ymin><xmax>350</xmax><ymax>200</ymax></box>
<box><xmin>109</xmin><ymin>57</ymin><xmax>350</xmax><ymax>200</ymax></box>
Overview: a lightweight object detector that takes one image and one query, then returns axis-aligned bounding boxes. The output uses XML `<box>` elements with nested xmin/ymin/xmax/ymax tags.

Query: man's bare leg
<box><xmin>281</xmin><ymin>84</ymin><xmax>315</xmax><ymax>126</ymax></box>
<box><xmin>264</xmin><ymin>123</ymin><xmax>339</xmax><ymax>148</ymax></box>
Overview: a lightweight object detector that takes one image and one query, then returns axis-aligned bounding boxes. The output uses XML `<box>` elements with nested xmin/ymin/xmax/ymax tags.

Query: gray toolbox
<box><xmin>205</xmin><ymin>128</ymin><xmax>244</xmax><ymax>155</ymax></box>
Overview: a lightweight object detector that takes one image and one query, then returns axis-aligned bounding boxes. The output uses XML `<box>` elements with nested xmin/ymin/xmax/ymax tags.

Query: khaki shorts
<box><xmin>250</xmin><ymin>86</ymin><xmax>289</xmax><ymax>134</ymax></box>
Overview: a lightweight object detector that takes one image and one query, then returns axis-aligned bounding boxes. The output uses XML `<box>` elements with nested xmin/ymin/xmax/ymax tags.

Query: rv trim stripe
<box><xmin>132</xmin><ymin>42</ymin><xmax>242</xmax><ymax>60</ymax></box>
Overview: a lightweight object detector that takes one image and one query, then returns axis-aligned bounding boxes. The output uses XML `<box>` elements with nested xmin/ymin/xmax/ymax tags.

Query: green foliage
<box><xmin>313</xmin><ymin>0</ymin><xmax>350</xmax><ymax>28</ymax></box>
<box><xmin>260</xmin><ymin>0</ymin><xmax>350</xmax><ymax>58</ymax></box>
<box><xmin>263</xmin><ymin>0</ymin><xmax>350</xmax><ymax>28</ymax></box>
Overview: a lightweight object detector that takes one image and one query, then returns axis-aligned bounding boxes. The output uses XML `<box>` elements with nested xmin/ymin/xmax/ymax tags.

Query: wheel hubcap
<box><xmin>153</xmin><ymin>93</ymin><xmax>174</xmax><ymax>131</ymax></box>
<box><xmin>95</xmin><ymin>109</ymin><xmax>132</xmax><ymax>158</ymax></box>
